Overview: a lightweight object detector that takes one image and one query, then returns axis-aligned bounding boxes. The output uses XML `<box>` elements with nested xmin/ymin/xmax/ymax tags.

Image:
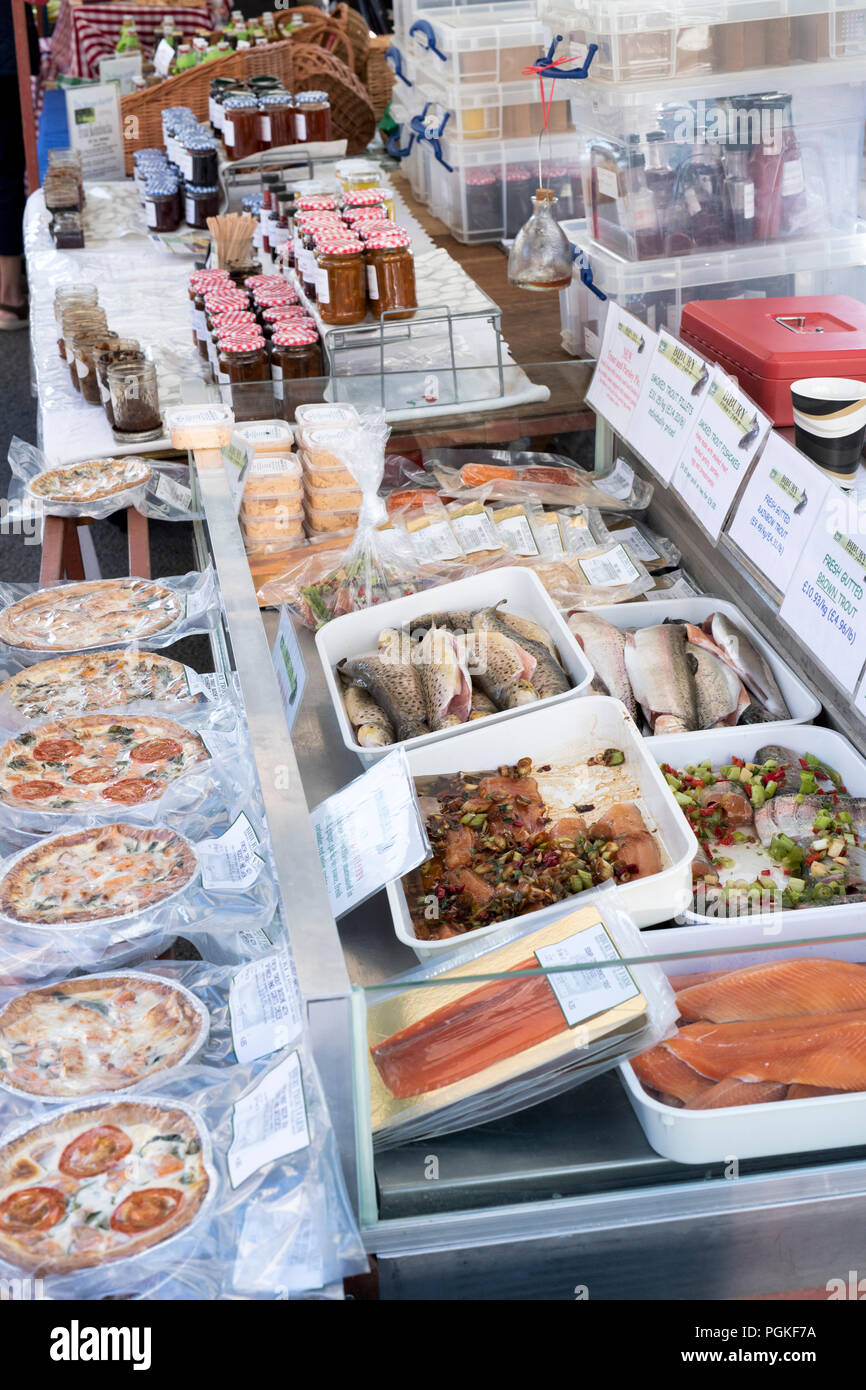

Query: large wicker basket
<box><xmin>331</xmin><ymin>2</ymin><xmax>370</xmax><ymax>76</ymax></box>
<box><xmin>365</xmin><ymin>33</ymin><xmax>395</xmax><ymax>121</ymax></box>
<box><xmin>290</xmin><ymin>18</ymin><xmax>355</xmax><ymax>70</ymax></box>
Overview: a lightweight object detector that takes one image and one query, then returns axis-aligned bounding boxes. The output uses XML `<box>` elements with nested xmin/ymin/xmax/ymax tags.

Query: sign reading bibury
<box><xmin>50</xmin><ymin>1321</ymin><xmax>152</xmax><ymax>1371</ymax></box>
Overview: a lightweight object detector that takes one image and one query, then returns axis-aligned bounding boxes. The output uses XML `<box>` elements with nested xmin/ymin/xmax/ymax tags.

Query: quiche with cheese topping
<box><xmin>0</xmin><ymin>974</ymin><xmax>207</xmax><ymax>1099</ymax></box>
<box><xmin>26</xmin><ymin>458</ymin><xmax>152</xmax><ymax>505</ymax></box>
<box><xmin>0</xmin><ymin>579</ymin><xmax>182</xmax><ymax>653</ymax></box>
<box><xmin>0</xmin><ymin>714</ymin><xmax>209</xmax><ymax>811</ymax></box>
<box><xmin>0</xmin><ymin>1100</ymin><xmax>211</xmax><ymax>1273</ymax></box>
<box><xmin>0</xmin><ymin>823</ymin><xmax>197</xmax><ymax>925</ymax></box>
<box><xmin>0</xmin><ymin>651</ymin><xmax>194</xmax><ymax>722</ymax></box>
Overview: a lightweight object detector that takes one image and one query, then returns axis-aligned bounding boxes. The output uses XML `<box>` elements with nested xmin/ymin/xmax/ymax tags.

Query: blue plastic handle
<box><xmin>386</xmin><ymin>127</ymin><xmax>415</xmax><ymax>159</ymax></box>
<box><xmin>574</xmin><ymin>247</ymin><xmax>606</xmax><ymax>300</ymax></box>
<box><xmin>385</xmin><ymin>44</ymin><xmax>413</xmax><ymax>86</ymax></box>
<box><xmin>531</xmin><ymin>37</ymin><xmax>598</xmax><ymax>79</ymax></box>
<box><xmin>409</xmin><ymin>18</ymin><xmax>447</xmax><ymax>62</ymax></box>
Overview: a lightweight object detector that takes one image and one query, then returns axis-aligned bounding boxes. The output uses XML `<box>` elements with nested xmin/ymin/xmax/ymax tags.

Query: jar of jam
<box><xmin>180</xmin><ymin>136</ymin><xmax>218</xmax><ymax>187</ymax></box>
<box><xmin>293</xmin><ymin>91</ymin><xmax>332</xmax><ymax>144</ymax></box>
<box><xmin>354</xmin><ymin>217</ymin><xmax>395</xmax><ymax>241</ymax></box>
<box><xmin>144</xmin><ymin>180</ymin><xmax>181</xmax><ymax>233</ymax></box>
<box><xmin>70</xmin><ymin>331</ymin><xmax>119</xmax><ymax>404</ymax></box>
<box><xmin>261</xmin><ymin>304</ymin><xmax>313</xmax><ymax>337</ymax></box>
<box><xmin>54</xmin><ymin>285</ymin><xmax>98</xmax><ymax>359</ymax></box>
<box><xmin>107</xmin><ymin>360</ymin><xmax>162</xmax><ymax>441</ymax></box>
<box><xmin>97</xmin><ymin>341</ymin><xmax>144</xmax><ymax>425</ymax></box>
<box><xmin>342</xmin><ymin>188</ymin><xmax>391</xmax><ymax>218</ymax></box>
<box><xmin>271</xmin><ymin>325</ymin><xmax>323</xmax><ymax>414</ymax></box>
<box><xmin>189</xmin><ymin>269</ymin><xmax>231</xmax><ymax>346</ymax></box>
<box><xmin>465</xmin><ymin>170</ymin><xmax>501</xmax><ymax>236</ymax></box>
<box><xmin>315</xmin><ymin>239</ymin><xmax>366</xmax><ymax>325</ymax></box>
<box><xmin>364</xmin><ymin>230</ymin><xmax>417</xmax><ymax>321</ymax></box>
<box><xmin>222</xmin><ymin>94</ymin><xmax>261</xmax><ymax>160</ymax></box>
<box><xmin>228</xmin><ymin>261</ymin><xmax>262</xmax><ymax>286</ymax></box>
<box><xmin>209</xmin><ymin>78</ymin><xmax>236</xmax><ymax>135</ymax></box>
<box><xmin>295</xmin><ymin>195</ymin><xmax>338</xmax><ymax>213</ymax></box>
<box><xmin>184</xmin><ymin>184</ymin><xmax>220</xmax><ymax>229</ymax></box>
<box><xmin>208</xmin><ymin>311</ymin><xmax>258</xmax><ymax>373</ymax></box>
<box><xmin>259</xmin><ymin>91</ymin><xmax>295</xmax><ymax>148</ymax></box>
<box><xmin>217</xmin><ymin>336</ymin><xmax>271</xmax><ymax>420</ymax></box>
<box><xmin>255</xmin><ymin>286</ymin><xmax>299</xmax><ymax>311</ymax></box>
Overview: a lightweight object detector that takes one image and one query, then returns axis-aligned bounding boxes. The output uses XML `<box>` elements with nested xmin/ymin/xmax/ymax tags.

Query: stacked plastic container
<box><xmin>543</xmin><ymin>0</ymin><xmax>866</xmax><ymax>352</ymax></box>
<box><xmin>388</xmin><ymin>1</ymin><xmax>583</xmax><ymax>242</ymax></box>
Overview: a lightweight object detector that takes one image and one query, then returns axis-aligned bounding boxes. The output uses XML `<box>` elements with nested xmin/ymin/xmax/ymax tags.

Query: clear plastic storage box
<box><xmin>392</xmin><ymin>0</ymin><xmax>535</xmax><ymax>45</ymax></box>
<box><xmin>406</xmin><ymin>3</ymin><xmax>551</xmax><ymax>86</ymax></box>
<box><xmin>557</xmin><ymin>219</ymin><xmax>866</xmax><ymax>353</ymax></box>
<box><xmin>414</xmin><ymin>71</ymin><xmax>573</xmax><ymax>142</ymax></box>
<box><xmin>541</xmin><ymin>0</ymin><xmax>866</xmax><ymax>87</ymax></box>
<box><xmin>423</xmin><ymin>131</ymin><xmax>585</xmax><ymax>242</ymax></box>
<box><xmin>572</xmin><ymin>73</ymin><xmax>866</xmax><ymax>262</ymax></box>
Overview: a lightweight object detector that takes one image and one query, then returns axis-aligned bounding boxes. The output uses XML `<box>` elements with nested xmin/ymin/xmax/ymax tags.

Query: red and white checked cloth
<box><xmin>51</xmin><ymin>1</ymin><xmax>214</xmax><ymax>80</ymax></box>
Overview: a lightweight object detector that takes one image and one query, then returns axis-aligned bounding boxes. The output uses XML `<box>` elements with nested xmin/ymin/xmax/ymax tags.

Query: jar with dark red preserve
<box><xmin>271</xmin><ymin>324</ymin><xmax>323</xmax><ymax>388</ymax></box>
<box><xmin>184</xmin><ymin>184</ymin><xmax>220</xmax><ymax>229</ymax></box>
<box><xmin>259</xmin><ymin>91</ymin><xmax>295</xmax><ymax>149</ymax></box>
<box><xmin>465</xmin><ymin>170</ymin><xmax>501</xmax><ymax>235</ymax></box>
<box><xmin>261</xmin><ymin>304</ymin><xmax>313</xmax><ymax>337</ymax></box>
<box><xmin>295</xmin><ymin>195</ymin><xmax>338</xmax><ymax>214</ymax></box>
<box><xmin>294</xmin><ymin>91</ymin><xmax>332</xmax><ymax>143</ymax></box>
<box><xmin>315</xmin><ymin>239</ymin><xmax>366</xmax><ymax>325</ymax></box>
<box><xmin>505</xmin><ymin>165</ymin><xmax>534</xmax><ymax>238</ymax></box>
<box><xmin>180</xmin><ymin>135</ymin><xmax>218</xmax><ymax>187</ymax></box>
<box><xmin>228</xmin><ymin>261</ymin><xmax>262</xmax><ymax>286</ymax></box>
<box><xmin>364</xmin><ymin>229</ymin><xmax>417</xmax><ymax>321</ymax></box>
<box><xmin>144</xmin><ymin>180</ymin><xmax>181</xmax><ymax>233</ymax></box>
<box><xmin>222</xmin><ymin>94</ymin><xmax>261</xmax><ymax>160</ymax></box>
<box><xmin>189</xmin><ymin>269</ymin><xmax>231</xmax><ymax>348</ymax></box>
<box><xmin>217</xmin><ymin>335</ymin><xmax>271</xmax><ymax>419</ymax></box>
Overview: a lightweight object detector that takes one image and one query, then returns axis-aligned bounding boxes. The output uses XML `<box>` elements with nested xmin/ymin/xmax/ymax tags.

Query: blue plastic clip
<box><xmin>530</xmin><ymin>36</ymin><xmax>598</xmax><ymax>79</ymax></box>
<box><xmin>575</xmin><ymin>248</ymin><xmax>606</xmax><ymax>300</ymax></box>
<box><xmin>409</xmin><ymin>19</ymin><xmax>447</xmax><ymax>62</ymax></box>
<box><xmin>385</xmin><ymin>127</ymin><xmax>415</xmax><ymax>159</ymax></box>
<box><xmin>385</xmin><ymin>44</ymin><xmax>413</xmax><ymax>86</ymax></box>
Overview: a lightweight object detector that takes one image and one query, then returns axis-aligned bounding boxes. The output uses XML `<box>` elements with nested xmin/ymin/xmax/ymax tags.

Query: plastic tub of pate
<box><xmin>385</xmin><ymin>693</ymin><xmax>697</xmax><ymax>960</ymax></box>
<box><xmin>241</xmin><ymin>507</ymin><xmax>305</xmax><ymax>541</ymax></box>
<box><xmin>301</xmin><ymin>450</ymin><xmax>360</xmax><ymax>489</ymax></box>
<box><xmin>620</xmin><ymin>937</ymin><xmax>866</xmax><ymax>1165</ymax></box>
<box><xmin>233</xmin><ymin>418</ymin><xmax>295</xmax><ymax>454</ymax></box>
<box><xmin>243</xmin><ymin>453</ymin><xmax>302</xmax><ymax>504</ymax></box>
<box><xmin>317</xmin><ymin>566</ymin><xmax>595</xmax><ymax>767</ymax></box>
<box><xmin>303</xmin><ymin>478</ymin><xmax>363</xmax><ymax>511</ymax></box>
<box><xmin>589</xmin><ymin>597</ymin><xmax>821</xmax><ymax>732</ymax></box>
<box><xmin>304</xmin><ymin>501</ymin><xmax>360</xmax><ymax>534</ymax></box>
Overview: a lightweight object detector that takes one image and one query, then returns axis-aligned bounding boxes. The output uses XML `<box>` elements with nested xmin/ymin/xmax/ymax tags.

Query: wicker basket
<box><xmin>332</xmin><ymin>2</ymin><xmax>370</xmax><ymax>76</ymax></box>
<box><xmin>365</xmin><ymin>33</ymin><xmax>395</xmax><ymax>121</ymax></box>
<box><xmin>290</xmin><ymin>19</ymin><xmax>355</xmax><ymax>70</ymax></box>
<box><xmin>292</xmin><ymin>46</ymin><xmax>376</xmax><ymax>155</ymax></box>
<box><xmin>275</xmin><ymin>6</ymin><xmax>330</xmax><ymax>37</ymax></box>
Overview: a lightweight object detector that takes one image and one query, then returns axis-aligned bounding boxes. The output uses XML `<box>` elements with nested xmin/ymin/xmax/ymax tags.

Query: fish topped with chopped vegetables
<box><xmin>661</xmin><ymin>744</ymin><xmax>865</xmax><ymax>914</ymax></box>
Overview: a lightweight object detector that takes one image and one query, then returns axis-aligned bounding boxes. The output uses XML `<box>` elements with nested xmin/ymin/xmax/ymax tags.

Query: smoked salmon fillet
<box><xmin>675</xmin><ymin>958</ymin><xmax>866</xmax><ymax>1023</ymax></box>
<box><xmin>686</xmin><ymin>1078</ymin><xmax>789</xmax><ymax>1109</ymax></box>
<box><xmin>630</xmin><ymin>1046</ymin><xmax>714</xmax><ymax>1104</ymax></box>
<box><xmin>667</xmin><ymin>1017</ymin><xmax>866</xmax><ymax>1090</ymax></box>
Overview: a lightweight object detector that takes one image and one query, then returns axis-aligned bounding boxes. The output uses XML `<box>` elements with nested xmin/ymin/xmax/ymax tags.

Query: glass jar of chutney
<box><xmin>364</xmin><ymin>229</ymin><xmax>417</xmax><ymax>321</ymax></box>
<box><xmin>184</xmin><ymin>183</ymin><xmax>220</xmax><ymax>229</ymax></box>
<box><xmin>315</xmin><ymin>239</ymin><xmax>366</xmax><ymax>325</ymax></box>
<box><xmin>217</xmin><ymin>336</ymin><xmax>271</xmax><ymax>420</ymax></box>
<box><xmin>144</xmin><ymin>180</ymin><xmax>181</xmax><ymax>232</ymax></box>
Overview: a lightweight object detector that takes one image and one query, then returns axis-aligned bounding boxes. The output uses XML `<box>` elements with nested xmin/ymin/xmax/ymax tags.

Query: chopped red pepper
<box><xmin>731</xmin><ymin>755</ymin><xmax>744</xmax><ymax>767</ymax></box>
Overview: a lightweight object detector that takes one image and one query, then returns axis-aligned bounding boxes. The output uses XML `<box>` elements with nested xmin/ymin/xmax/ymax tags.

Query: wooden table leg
<box><xmin>127</xmin><ymin>507</ymin><xmax>151</xmax><ymax>578</ymax></box>
<box><xmin>61</xmin><ymin>521</ymin><xmax>86</xmax><ymax>581</ymax></box>
<box><xmin>40</xmin><ymin>516</ymin><xmax>86</xmax><ymax>584</ymax></box>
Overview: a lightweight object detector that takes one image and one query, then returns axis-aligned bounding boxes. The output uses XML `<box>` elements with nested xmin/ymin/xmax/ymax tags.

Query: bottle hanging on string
<box><xmin>507</xmin><ymin>187</ymin><xmax>573</xmax><ymax>291</ymax></box>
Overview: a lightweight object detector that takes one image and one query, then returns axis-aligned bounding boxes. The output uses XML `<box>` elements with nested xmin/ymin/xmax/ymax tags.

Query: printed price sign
<box><xmin>535</xmin><ymin>920</ymin><xmax>640</xmax><ymax>1027</ymax></box>
<box><xmin>779</xmin><ymin>495</ymin><xmax>866</xmax><ymax>693</ymax></box>
<box><xmin>727</xmin><ymin>432</ymin><xmax>832</xmax><ymax>593</ymax></box>
<box><xmin>228</xmin><ymin>1051</ymin><xmax>310</xmax><ymax>1188</ymax></box>
<box><xmin>221</xmin><ymin>429</ymin><xmax>254</xmax><ymax>511</ymax></box>
<box><xmin>627</xmin><ymin>329</ymin><xmax>712</xmax><ymax>482</ymax></box>
<box><xmin>310</xmin><ymin>749</ymin><xmax>430</xmax><ymax>918</ymax></box>
<box><xmin>65</xmin><ymin>83</ymin><xmax>125</xmax><ymax>181</ymax></box>
<box><xmin>230</xmin><ymin>952</ymin><xmax>303</xmax><ymax>1064</ymax></box>
<box><xmin>671</xmin><ymin>370</ymin><xmax>771</xmax><ymax>539</ymax></box>
<box><xmin>272</xmin><ymin>606</ymin><xmax>306</xmax><ymax>734</ymax></box>
<box><xmin>585</xmin><ymin>306</ymin><xmax>658</xmax><ymax>439</ymax></box>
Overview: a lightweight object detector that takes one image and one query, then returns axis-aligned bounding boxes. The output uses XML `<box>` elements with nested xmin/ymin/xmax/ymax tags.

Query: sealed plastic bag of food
<box><xmin>0</xmin><ymin>649</ymin><xmax>233</xmax><ymax>735</ymax></box>
<box><xmin>361</xmin><ymin>898</ymin><xmax>677</xmax><ymax>1148</ymax></box>
<box><xmin>0</xmin><ymin>807</ymin><xmax>279</xmax><ymax>986</ymax></box>
<box><xmin>595</xmin><ymin>513</ymin><xmax>681</xmax><ymax>573</ymax></box>
<box><xmin>0</xmin><ymin>570</ymin><xmax>220</xmax><ymax>664</ymax></box>
<box><xmin>426</xmin><ymin>448</ymin><xmax>653</xmax><ymax>512</ymax></box>
<box><xmin>0</xmin><ymin>989</ymin><xmax>366</xmax><ymax>1297</ymax></box>
<box><xmin>5</xmin><ymin>436</ymin><xmax>200</xmax><ymax>523</ymax></box>
<box><xmin>529</xmin><ymin>542</ymin><xmax>655</xmax><ymax>610</ymax></box>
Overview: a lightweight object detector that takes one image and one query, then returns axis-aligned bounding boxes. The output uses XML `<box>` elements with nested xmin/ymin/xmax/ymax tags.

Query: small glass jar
<box><xmin>107</xmin><ymin>360</ymin><xmax>162</xmax><ymax>441</ymax></box>
<box><xmin>259</xmin><ymin>91</ymin><xmax>295</xmax><ymax>148</ymax></box>
<box><xmin>217</xmin><ymin>336</ymin><xmax>270</xmax><ymax>420</ymax></box>
<box><xmin>144</xmin><ymin>181</ymin><xmax>181</xmax><ymax>233</ymax></box>
<box><xmin>62</xmin><ymin>308</ymin><xmax>108</xmax><ymax>384</ymax></box>
<box><xmin>96</xmin><ymin>341</ymin><xmax>144</xmax><ymax>426</ymax></box>
<box><xmin>364</xmin><ymin>230</ymin><xmax>417</xmax><ymax>321</ymax></box>
<box><xmin>228</xmin><ymin>261</ymin><xmax>262</xmax><ymax>286</ymax></box>
<box><xmin>465</xmin><ymin>170</ymin><xmax>501</xmax><ymax>235</ymax></box>
<box><xmin>271</xmin><ymin>325</ymin><xmax>323</xmax><ymax>384</ymax></box>
<box><xmin>293</xmin><ymin>91</ymin><xmax>332</xmax><ymax>144</ymax></box>
<box><xmin>70</xmin><ymin>331</ymin><xmax>119</xmax><ymax>405</ymax></box>
<box><xmin>222</xmin><ymin>94</ymin><xmax>262</xmax><ymax>160</ymax></box>
<box><xmin>189</xmin><ymin>269</ymin><xmax>231</xmax><ymax>347</ymax></box>
<box><xmin>180</xmin><ymin>136</ymin><xmax>218</xmax><ymax>187</ymax></box>
<box><xmin>342</xmin><ymin>188</ymin><xmax>391</xmax><ymax>218</ymax></box>
<box><xmin>51</xmin><ymin>210</ymin><xmax>85</xmax><ymax>249</ymax></box>
<box><xmin>260</xmin><ymin>304</ymin><xmax>313</xmax><ymax>337</ymax></box>
<box><xmin>314</xmin><ymin>240</ymin><xmax>366</xmax><ymax>325</ymax></box>
<box><xmin>54</xmin><ymin>285</ymin><xmax>98</xmax><ymax>359</ymax></box>
<box><xmin>209</xmin><ymin>78</ymin><xmax>236</xmax><ymax>134</ymax></box>
<box><xmin>184</xmin><ymin>183</ymin><xmax>220</xmax><ymax>229</ymax></box>
<box><xmin>208</xmin><ymin>311</ymin><xmax>257</xmax><ymax>373</ymax></box>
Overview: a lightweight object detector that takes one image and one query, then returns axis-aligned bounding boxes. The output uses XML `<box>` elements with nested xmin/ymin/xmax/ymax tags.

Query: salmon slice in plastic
<box><xmin>675</xmin><ymin>958</ymin><xmax>866</xmax><ymax>1023</ymax></box>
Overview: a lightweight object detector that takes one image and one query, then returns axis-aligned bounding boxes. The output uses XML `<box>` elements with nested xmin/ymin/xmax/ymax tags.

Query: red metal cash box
<box><xmin>679</xmin><ymin>296</ymin><xmax>866</xmax><ymax>426</ymax></box>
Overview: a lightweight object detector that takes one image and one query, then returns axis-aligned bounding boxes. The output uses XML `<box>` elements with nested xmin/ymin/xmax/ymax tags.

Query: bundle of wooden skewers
<box><xmin>206</xmin><ymin>213</ymin><xmax>259</xmax><ymax>268</ymax></box>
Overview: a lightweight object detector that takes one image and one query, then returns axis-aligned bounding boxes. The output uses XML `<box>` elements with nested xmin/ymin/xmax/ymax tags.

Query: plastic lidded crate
<box><xmin>392</xmin><ymin>0</ymin><xmax>535</xmax><ymax>46</ymax></box>
<box><xmin>540</xmin><ymin>0</ymin><xmax>866</xmax><ymax>87</ymax></box>
<box><xmin>406</xmin><ymin>2</ymin><xmax>552</xmax><ymax>86</ymax></box>
<box><xmin>570</xmin><ymin>75</ymin><xmax>866</xmax><ymax>266</ymax></box>
<box><xmin>414</xmin><ymin>70</ymin><xmax>573</xmax><ymax>142</ymax></box>
<box><xmin>423</xmin><ymin>131</ymin><xmax>584</xmax><ymax>243</ymax></box>
<box><xmin>557</xmin><ymin>218</ymin><xmax>866</xmax><ymax>355</ymax></box>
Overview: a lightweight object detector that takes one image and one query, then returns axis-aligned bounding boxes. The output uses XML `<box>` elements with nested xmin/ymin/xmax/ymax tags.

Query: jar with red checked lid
<box><xmin>217</xmin><ymin>335</ymin><xmax>270</xmax><ymax>419</ymax></box>
<box><xmin>260</xmin><ymin>304</ymin><xmax>312</xmax><ymax>337</ymax></box>
<box><xmin>314</xmin><ymin>238</ymin><xmax>366</xmax><ymax>325</ymax></box>
<box><xmin>271</xmin><ymin>323</ymin><xmax>323</xmax><ymax>397</ymax></box>
<box><xmin>364</xmin><ymin>228</ymin><xmax>417</xmax><ymax>321</ymax></box>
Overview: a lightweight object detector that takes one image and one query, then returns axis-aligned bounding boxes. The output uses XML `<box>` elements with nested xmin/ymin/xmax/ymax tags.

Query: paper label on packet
<box><xmin>199</xmin><ymin>812</ymin><xmax>265</xmax><ymax>890</ymax></box>
<box><xmin>230</xmin><ymin>952</ymin><xmax>304</xmax><ymax>1063</ymax></box>
<box><xmin>535</xmin><ymin>920</ymin><xmax>640</xmax><ymax>1028</ymax></box>
<box><xmin>449</xmin><ymin>504</ymin><xmax>500</xmax><ymax>556</ymax></box>
<box><xmin>610</xmin><ymin>524</ymin><xmax>660</xmax><ymax>563</ymax></box>
<box><xmin>151</xmin><ymin>470</ymin><xmax>193</xmax><ymax>512</ymax></box>
<box><xmin>227</xmin><ymin>1051</ymin><xmax>311</xmax><ymax>1189</ymax></box>
<box><xmin>406</xmin><ymin>516</ymin><xmax>462</xmax><ymax>562</ymax></box>
<box><xmin>577</xmin><ymin>544</ymin><xmax>641</xmax><ymax>588</ymax></box>
<box><xmin>596</xmin><ymin>458</ymin><xmax>635</xmax><ymax>501</ymax></box>
<box><xmin>491</xmin><ymin>506</ymin><xmax>539</xmax><ymax>557</ymax></box>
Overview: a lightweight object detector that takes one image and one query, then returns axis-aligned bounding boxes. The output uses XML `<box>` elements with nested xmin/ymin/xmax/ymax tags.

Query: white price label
<box><xmin>596</xmin><ymin>458</ymin><xmax>635</xmax><ymax>501</ymax></box>
<box><xmin>228</xmin><ymin>1052</ymin><xmax>311</xmax><ymax>1189</ymax></box>
<box><xmin>272</xmin><ymin>605</ymin><xmax>306</xmax><ymax>732</ymax></box>
<box><xmin>407</xmin><ymin>518</ymin><xmax>462</xmax><ymax>562</ymax></box>
<box><xmin>314</xmin><ymin>266</ymin><xmax>330</xmax><ymax>304</ymax></box>
<box><xmin>450</xmin><ymin>507</ymin><xmax>500</xmax><ymax>555</ymax></box>
<box><xmin>727</xmin><ymin>431</ymin><xmax>831</xmax><ymax>594</ymax></box>
<box><xmin>611</xmin><ymin>524</ymin><xmax>659</xmax><ymax>563</ymax></box>
<box><xmin>671</xmin><ymin>369</ymin><xmax>771</xmax><ymax>540</ymax></box>
<box><xmin>491</xmin><ymin>511</ymin><xmax>539</xmax><ymax>556</ymax></box>
<box><xmin>578</xmin><ymin>544</ymin><xmax>640</xmax><ymax>588</ymax></box>
<box><xmin>151</xmin><ymin>469</ymin><xmax>193</xmax><ymax>511</ymax></box>
<box><xmin>627</xmin><ymin>329</ymin><xmax>712</xmax><ymax>483</ymax></box>
<box><xmin>535</xmin><ymin>920</ymin><xmax>640</xmax><ymax>1028</ymax></box>
<box><xmin>585</xmin><ymin>305</ymin><xmax>658</xmax><ymax>440</ymax></box>
<box><xmin>779</xmin><ymin>490</ymin><xmax>866</xmax><ymax>694</ymax></box>
<box><xmin>198</xmin><ymin>812</ymin><xmax>264</xmax><ymax>891</ymax></box>
<box><xmin>366</xmin><ymin>264</ymin><xmax>378</xmax><ymax>298</ymax></box>
<box><xmin>230</xmin><ymin>952</ymin><xmax>303</xmax><ymax>1063</ymax></box>
<box><xmin>531</xmin><ymin>513</ymin><xmax>565</xmax><ymax>558</ymax></box>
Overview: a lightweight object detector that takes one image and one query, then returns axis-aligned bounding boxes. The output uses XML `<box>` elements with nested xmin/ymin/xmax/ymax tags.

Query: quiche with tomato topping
<box><xmin>0</xmin><ymin>823</ymin><xmax>197</xmax><ymax>925</ymax></box>
<box><xmin>0</xmin><ymin>579</ymin><xmax>182</xmax><ymax>653</ymax></box>
<box><xmin>0</xmin><ymin>715</ymin><xmax>209</xmax><ymax>811</ymax></box>
<box><xmin>26</xmin><ymin>458</ymin><xmax>152</xmax><ymax>506</ymax></box>
<box><xmin>0</xmin><ymin>974</ymin><xmax>207</xmax><ymax>1098</ymax></box>
<box><xmin>0</xmin><ymin>1100</ymin><xmax>211</xmax><ymax>1273</ymax></box>
<box><xmin>0</xmin><ymin>651</ymin><xmax>194</xmax><ymax>722</ymax></box>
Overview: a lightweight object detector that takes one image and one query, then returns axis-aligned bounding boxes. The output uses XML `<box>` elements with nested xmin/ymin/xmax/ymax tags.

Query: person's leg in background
<box><xmin>0</xmin><ymin>72</ymin><xmax>27</xmax><ymax>326</ymax></box>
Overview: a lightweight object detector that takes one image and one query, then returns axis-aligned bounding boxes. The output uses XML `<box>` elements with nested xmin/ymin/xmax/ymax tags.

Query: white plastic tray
<box><xmin>621</xmin><ymin>937</ymin><xmax>866</xmax><ymax>1164</ymax></box>
<box><xmin>316</xmin><ymin>567</ymin><xmax>594</xmax><ymax>767</ymax></box>
<box><xmin>386</xmin><ymin>694</ymin><xmax>698</xmax><ymax>960</ymax></box>
<box><xmin>645</xmin><ymin>723</ymin><xmax>866</xmax><ymax>955</ymax></box>
<box><xmin>588</xmin><ymin>597</ymin><xmax>821</xmax><ymax>732</ymax></box>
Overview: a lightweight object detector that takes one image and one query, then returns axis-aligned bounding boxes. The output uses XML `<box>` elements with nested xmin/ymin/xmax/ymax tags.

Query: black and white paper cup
<box><xmin>791</xmin><ymin>377</ymin><xmax>866</xmax><ymax>488</ymax></box>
